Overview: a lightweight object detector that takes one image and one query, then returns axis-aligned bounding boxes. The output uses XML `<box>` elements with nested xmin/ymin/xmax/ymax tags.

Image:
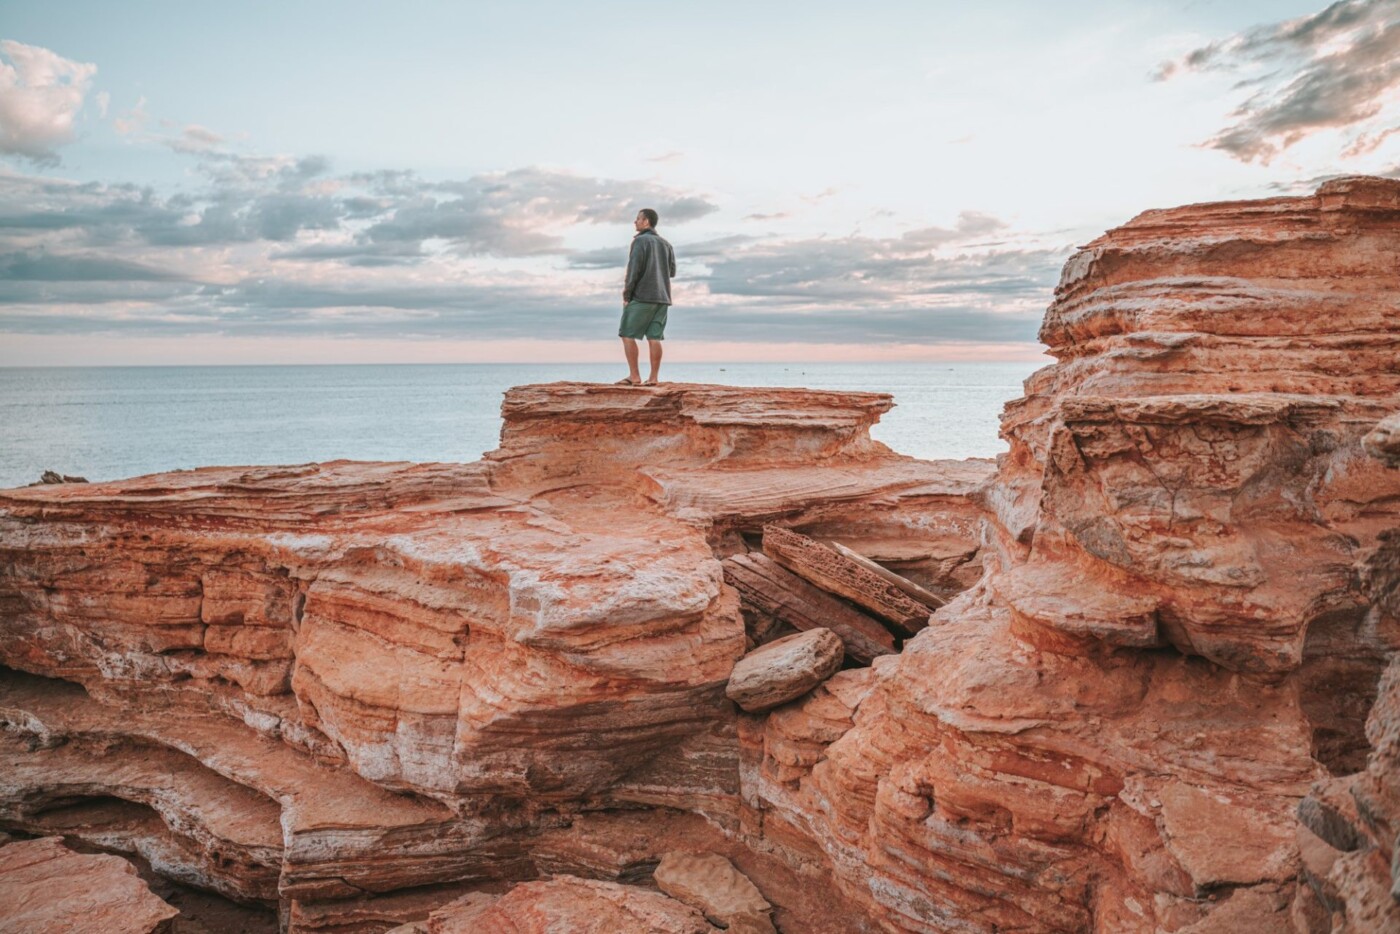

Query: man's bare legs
<box><xmin>619</xmin><ymin>338</ymin><xmax>641</xmax><ymax>385</ymax></box>
<box><xmin>646</xmin><ymin>340</ymin><xmax>663</xmax><ymax>385</ymax></box>
<box><xmin>618</xmin><ymin>337</ymin><xmax>662</xmax><ymax>385</ymax></box>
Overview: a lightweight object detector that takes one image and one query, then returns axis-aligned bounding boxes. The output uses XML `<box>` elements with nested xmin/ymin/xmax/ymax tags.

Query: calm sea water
<box><xmin>0</xmin><ymin>363</ymin><xmax>1042</xmax><ymax>490</ymax></box>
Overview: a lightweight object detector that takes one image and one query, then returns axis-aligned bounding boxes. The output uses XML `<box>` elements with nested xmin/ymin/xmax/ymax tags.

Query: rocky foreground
<box><xmin>1</xmin><ymin>175</ymin><xmax>1398</xmax><ymax>932</ymax></box>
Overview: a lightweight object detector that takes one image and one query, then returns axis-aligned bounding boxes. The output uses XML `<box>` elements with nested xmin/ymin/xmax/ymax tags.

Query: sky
<box><xmin>0</xmin><ymin>0</ymin><xmax>1397</xmax><ymax>365</ymax></box>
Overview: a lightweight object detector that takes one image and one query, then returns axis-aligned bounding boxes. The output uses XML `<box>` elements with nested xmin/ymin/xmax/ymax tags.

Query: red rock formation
<box><xmin>408</xmin><ymin>876</ymin><xmax>717</xmax><ymax>933</ymax></box>
<box><xmin>0</xmin><ymin>836</ymin><xmax>178</xmax><ymax>933</ymax></box>
<box><xmin>735</xmin><ymin>176</ymin><xmax>1400</xmax><ymax>932</ymax></box>
<box><xmin>2</xmin><ymin>177</ymin><xmax>1395</xmax><ymax>933</ymax></box>
<box><xmin>1294</xmin><ymin>411</ymin><xmax>1400</xmax><ymax>932</ymax></box>
<box><xmin>0</xmin><ymin>383</ymin><xmax>987</xmax><ymax>930</ymax></box>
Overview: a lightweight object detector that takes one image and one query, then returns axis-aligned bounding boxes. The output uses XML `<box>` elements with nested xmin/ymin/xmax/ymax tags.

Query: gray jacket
<box><xmin>623</xmin><ymin>228</ymin><xmax>675</xmax><ymax>305</ymax></box>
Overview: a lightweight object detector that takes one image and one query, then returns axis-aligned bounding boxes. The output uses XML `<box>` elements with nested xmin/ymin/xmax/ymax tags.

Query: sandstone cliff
<box><xmin>1</xmin><ymin>176</ymin><xmax>1397</xmax><ymax>933</ymax></box>
<box><xmin>736</xmin><ymin>175</ymin><xmax>1400</xmax><ymax>933</ymax></box>
<box><xmin>0</xmin><ymin>383</ymin><xmax>988</xmax><ymax>931</ymax></box>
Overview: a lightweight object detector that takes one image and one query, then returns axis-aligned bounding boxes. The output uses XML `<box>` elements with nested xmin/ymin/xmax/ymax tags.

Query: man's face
<box><xmin>634</xmin><ymin>212</ymin><xmax>650</xmax><ymax>232</ymax></box>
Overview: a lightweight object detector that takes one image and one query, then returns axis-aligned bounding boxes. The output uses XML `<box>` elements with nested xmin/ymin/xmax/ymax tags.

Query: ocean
<box><xmin>0</xmin><ymin>362</ymin><xmax>1043</xmax><ymax>490</ymax></box>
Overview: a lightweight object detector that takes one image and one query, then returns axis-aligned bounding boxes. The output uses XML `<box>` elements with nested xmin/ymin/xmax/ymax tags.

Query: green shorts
<box><xmin>618</xmin><ymin>300</ymin><xmax>669</xmax><ymax>340</ymax></box>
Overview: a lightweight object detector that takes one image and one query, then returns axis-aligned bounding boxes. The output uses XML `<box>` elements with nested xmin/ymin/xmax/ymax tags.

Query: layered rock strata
<box><xmin>2</xmin><ymin>176</ymin><xmax>1396</xmax><ymax>933</ymax></box>
<box><xmin>1295</xmin><ymin>411</ymin><xmax>1400</xmax><ymax>931</ymax></box>
<box><xmin>734</xmin><ymin>176</ymin><xmax>1400</xmax><ymax>932</ymax></box>
<box><xmin>0</xmin><ymin>383</ymin><xmax>987</xmax><ymax>931</ymax></box>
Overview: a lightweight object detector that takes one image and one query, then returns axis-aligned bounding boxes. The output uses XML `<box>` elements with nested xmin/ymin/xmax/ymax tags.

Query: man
<box><xmin>617</xmin><ymin>207</ymin><xmax>676</xmax><ymax>386</ymax></box>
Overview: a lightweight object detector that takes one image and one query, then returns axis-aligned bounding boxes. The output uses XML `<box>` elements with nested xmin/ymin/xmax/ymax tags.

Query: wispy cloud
<box><xmin>0</xmin><ymin>40</ymin><xmax>97</xmax><ymax>165</ymax></box>
<box><xmin>704</xmin><ymin>240</ymin><xmax>1059</xmax><ymax>306</ymax></box>
<box><xmin>165</xmin><ymin>123</ymin><xmax>226</xmax><ymax>154</ymax></box>
<box><xmin>1156</xmin><ymin>0</ymin><xmax>1400</xmax><ymax>163</ymax></box>
<box><xmin>361</xmin><ymin>168</ymin><xmax>717</xmax><ymax>258</ymax></box>
<box><xmin>112</xmin><ymin>95</ymin><xmax>148</xmax><ymax>136</ymax></box>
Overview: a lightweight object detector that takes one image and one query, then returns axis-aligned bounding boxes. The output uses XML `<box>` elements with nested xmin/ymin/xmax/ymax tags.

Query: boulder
<box><xmin>725</xmin><ymin>629</ymin><xmax>844</xmax><ymax>713</ymax></box>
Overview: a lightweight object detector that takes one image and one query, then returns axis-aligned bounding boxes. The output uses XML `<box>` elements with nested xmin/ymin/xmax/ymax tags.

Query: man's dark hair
<box><xmin>639</xmin><ymin>208</ymin><xmax>659</xmax><ymax>228</ymax></box>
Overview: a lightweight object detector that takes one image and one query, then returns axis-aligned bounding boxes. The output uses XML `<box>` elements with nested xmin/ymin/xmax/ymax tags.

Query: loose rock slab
<box><xmin>726</xmin><ymin>629</ymin><xmax>844</xmax><ymax>713</ymax></box>
<box><xmin>654</xmin><ymin>851</ymin><xmax>774</xmax><ymax>932</ymax></box>
<box><xmin>762</xmin><ymin>525</ymin><xmax>930</xmax><ymax>635</ymax></box>
<box><xmin>0</xmin><ymin>836</ymin><xmax>179</xmax><ymax>933</ymax></box>
<box><xmin>722</xmin><ymin>553</ymin><xmax>895</xmax><ymax>664</ymax></box>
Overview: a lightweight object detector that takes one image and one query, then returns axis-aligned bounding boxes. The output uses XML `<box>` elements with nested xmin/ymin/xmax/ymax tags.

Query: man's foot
<box><xmin>644</xmin><ymin>379</ymin><xmax>660</xmax><ymax>386</ymax></box>
<box><xmin>615</xmin><ymin>376</ymin><xmax>640</xmax><ymax>385</ymax></box>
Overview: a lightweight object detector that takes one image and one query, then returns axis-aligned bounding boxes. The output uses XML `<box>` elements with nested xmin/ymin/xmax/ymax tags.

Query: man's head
<box><xmin>634</xmin><ymin>208</ymin><xmax>658</xmax><ymax>232</ymax></box>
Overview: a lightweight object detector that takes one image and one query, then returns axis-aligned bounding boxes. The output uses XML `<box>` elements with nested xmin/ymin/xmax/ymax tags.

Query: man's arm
<box><xmin>667</xmin><ymin>242</ymin><xmax>676</xmax><ymax>278</ymax></box>
<box><xmin>622</xmin><ymin>239</ymin><xmax>646</xmax><ymax>303</ymax></box>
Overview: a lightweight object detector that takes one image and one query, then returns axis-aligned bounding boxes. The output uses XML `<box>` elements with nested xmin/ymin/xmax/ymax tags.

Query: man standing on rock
<box><xmin>617</xmin><ymin>207</ymin><xmax>676</xmax><ymax>386</ymax></box>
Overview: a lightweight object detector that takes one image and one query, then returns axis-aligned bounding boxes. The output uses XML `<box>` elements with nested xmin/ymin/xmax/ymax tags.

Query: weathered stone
<box><xmin>34</xmin><ymin>471</ymin><xmax>88</xmax><ymax>485</ymax></box>
<box><xmin>654</xmin><ymin>851</ymin><xmax>773</xmax><ymax>930</ymax></box>
<box><xmin>1364</xmin><ymin>412</ymin><xmax>1400</xmax><ymax>467</ymax></box>
<box><xmin>737</xmin><ymin>176</ymin><xmax>1400</xmax><ymax>934</ymax></box>
<box><xmin>0</xmin><ymin>382</ymin><xmax>979</xmax><ymax>930</ymax></box>
<box><xmin>0</xmin><ymin>836</ymin><xmax>178</xmax><ymax>933</ymax></box>
<box><xmin>763</xmin><ymin>525</ymin><xmax>930</xmax><ymax>635</ymax></box>
<box><xmin>827</xmin><ymin>540</ymin><xmax>945</xmax><ymax>609</ymax></box>
<box><xmin>420</xmin><ymin>876</ymin><xmax>717</xmax><ymax>933</ymax></box>
<box><xmin>722</xmin><ymin>553</ymin><xmax>895</xmax><ymax>664</ymax></box>
<box><xmin>726</xmin><ymin>629</ymin><xmax>844</xmax><ymax>713</ymax></box>
<box><xmin>1295</xmin><ymin>407</ymin><xmax>1400</xmax><ymax>931</ymax></box>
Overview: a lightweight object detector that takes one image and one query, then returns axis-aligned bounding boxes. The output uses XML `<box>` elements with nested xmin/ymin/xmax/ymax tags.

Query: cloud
<box><xmin>567</xmin><ymin>234</ymin><xmax>755</xmax><ymax>270</ymax></box>
<box><xmin>0</xmin><ymin>250</ymin><xmax>176</xmax><ymax>281</ymax></box>
<box><xmin>274</xmin><ymin>240</ymin><xmax>423</xmax><ymax>268</ymax></box>
<box><xmin>704</xmin><ymin>239</ymin><xmax>1060</xmax><ymax>305</ymax></box>
<box><xmin>0</xmin><ymin>144</ymin><xmax>1056</xmax><ymax>350</ymax></box>
<box><xmin>1263</xmin><ymin>157</ymin><xmax>1400</xmax><ymax>192</ymax></box>
<box><xmin>113</xmin><ymin>96</ymin><xmax>148</xmax><ymax>136</ymax></box>
<box><xmin>801</xmin><ymin>186</ymin><xmax>839</xmax><ymax>204</ymax></box>
<box><xmin>0</xmin><ymin>40</ymin><xmax>98</xmax><ymax>165</ymax></box>
<box><xmin>0</xmin><ymin>157</ymin><xmax>718</xmax><ymax>262</ymax></box>
<box><xmin>363</xmin><ymin>168</ymin><xmax>718</xmax><ymax>258</ymax></box>
<box><xmin>0</xmin><ymin>262</ymin><xmax>1050</xmax><ymax>346</ymax></box>
<box><xmin>1157</xmin><ymin>0</ymin><xmax>1400</xmax><ymax>163</ymax></box>
<box><xmin>166</xmin><ymin>123</ymin><xmax>226</xmax><ymax>154</ymax></box>
<box><xmin>698</xmin><ymin>212</ymin><xmax>1030</xmax><ymax>304</ymax></box>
